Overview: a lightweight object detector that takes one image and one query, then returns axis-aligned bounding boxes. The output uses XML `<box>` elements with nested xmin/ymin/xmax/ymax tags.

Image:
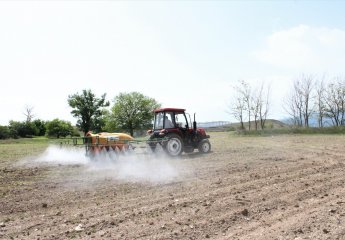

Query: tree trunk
<box><xmin>240</xmin><ymin>116</ymin><xmax>245</xmax><ymax>130</ymax></box>
<box><xmin>128</xmin><ymin>121</ymin><xmax>134</xmax><ymax>137</ymax></box>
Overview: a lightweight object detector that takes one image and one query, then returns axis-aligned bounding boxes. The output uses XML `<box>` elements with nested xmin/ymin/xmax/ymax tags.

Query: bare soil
<box><xmin>1</xmin><ymin>133</ymin><xmax>345</xmax><ymax>239</ymax></box>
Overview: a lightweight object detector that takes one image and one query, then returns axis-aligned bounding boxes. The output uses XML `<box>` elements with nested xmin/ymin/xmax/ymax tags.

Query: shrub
<box><xmin>8</xmin><ymin>121</ymin><xmax>39</xmax><ymax>138</ymax></box>
<box><xmin>32</xmin><ymin>119</ymin><xmax>46</xmax><ymax>136</ymax></box>
<box><xmin>0</xmin><ymin>125</ymin><xmax>10</xmax><ymax>139</ymax></box>
<box><xmin>46</xmin><ymin>119</ymin><xmax>73</xmax><ymax>138</ymax></box>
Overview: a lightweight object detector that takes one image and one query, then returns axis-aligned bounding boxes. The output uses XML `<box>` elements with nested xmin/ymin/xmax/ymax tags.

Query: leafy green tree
<box><xmin>91</xmin><ymin>109</ymin><xmax>109</xmax><ymax>133</ymax></box>
<box><xmin>46</xmin><ymin>119</ymin><xmax>73</xmax><ymax>138</ymax></box>
<box><xmin>108</xmin><ymin>92</ymin><xmax>160</xmax><ymax>136</ymax></box>
<box><xmin>8</xmin><ymin>121</ymin><xmax>19</xmax><ymax>138</ymax></box>
<box><xmin>103</xmin><ymin>110</ymin><xmax>118</xmax><ymax>132</ymax></box>
<box><xmin>68</xmin><ymin>89</ymin><xmax>109</xmax><ymax>135</ymax></box>
<box><xmin>0</xmin><ymin>125</ymin><xmax>10</xmax><ymax>139</ymax></box>
<box><xmin>32</xmin><ymin>119</ymin><xmax>46</xmax><ymax>136</ymax></box>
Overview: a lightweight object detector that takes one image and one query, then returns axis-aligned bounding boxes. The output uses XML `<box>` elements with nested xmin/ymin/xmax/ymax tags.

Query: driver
<box><xmin>164</xmin><ymin>116</ymin><xmax>174</xmax><ymax>128</ymax></box>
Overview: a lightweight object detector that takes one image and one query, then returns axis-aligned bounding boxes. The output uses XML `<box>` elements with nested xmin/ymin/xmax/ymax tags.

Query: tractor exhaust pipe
<box><xmin>193</xmin><ymin>113</ymin><xmax>197</xmax><ymax>132</ymax></box>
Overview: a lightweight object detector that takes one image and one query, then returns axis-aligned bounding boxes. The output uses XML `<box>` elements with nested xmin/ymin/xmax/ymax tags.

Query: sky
<box><xmin>1</xmin><ymin>0</ymin><xmax>345</xmax><ymax>125</ymax></box>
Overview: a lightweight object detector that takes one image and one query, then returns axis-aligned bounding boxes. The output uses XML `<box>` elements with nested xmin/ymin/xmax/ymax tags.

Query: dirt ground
<box><xmin>1</xmin><ymin>132</ymin><xmax>345</xmax><ymax>240</ymax></box>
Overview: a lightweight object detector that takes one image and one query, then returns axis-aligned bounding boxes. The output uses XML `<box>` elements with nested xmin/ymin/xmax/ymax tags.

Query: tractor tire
<box><xmin>198</xmin><ymin>139</ymin><xmax>211</xmax><ymax>154</ymax></box>
<box><xmin>164</xmin><ymin>133</ymin><xmax>184</xmax><ymax>156</ymax></box>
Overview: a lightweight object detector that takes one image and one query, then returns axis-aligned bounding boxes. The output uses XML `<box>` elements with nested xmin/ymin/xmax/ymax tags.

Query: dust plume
<box><xmin>31</xmin><ymin>145</ymin><xmax>180</xmax><ymax>184</ymax></box>
<box><xmin>34</xmin><ymin>145</ymin><xmax>88</xmax><ymax>165</ymax></box>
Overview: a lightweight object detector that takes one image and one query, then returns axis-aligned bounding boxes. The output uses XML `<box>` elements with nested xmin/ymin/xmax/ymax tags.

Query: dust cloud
<box><xmin>35</xmin><ymin>145</ymin><xmax>88</xmax><ymax>165</ymax></box>
<box><xmin>31</xmin><ymin>145</ymin><xmax>180</xmax><ymax>184</ymax></box>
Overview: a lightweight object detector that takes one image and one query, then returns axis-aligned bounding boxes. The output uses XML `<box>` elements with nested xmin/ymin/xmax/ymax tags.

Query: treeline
<box><xmin>230</xmin><ymin>80</ymin><xmax>270</xmax><ymax>130</ymax></box>
<box><xmin>230</xmin><ymin>74</ymin><xmax>345</xmax><ymax>130</ymax></box>
<box><xmin>285</xmin><ymin>74</ymin><xmax>345</xmax><ymax>127</ymax></box>
<box><xmin>0</xmin><ymin>90</ymin><xmax>159</xmax><ymax>140</ymax></box>
<box><xmin>68</xmin><ymin>90</ymin><xmax>160</xmax><ymax>137</ymax></box>
<box><xmin>0</xmin><ymin>119</ymin><xmax>80</xmax><ymax>139</ymax></box>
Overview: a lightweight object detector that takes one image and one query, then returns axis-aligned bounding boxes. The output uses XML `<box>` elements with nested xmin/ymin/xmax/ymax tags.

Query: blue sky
<box><xmin>1</xmin><ymin>1</ymin><xmax>345</xmax><ymax>125</ymax></box>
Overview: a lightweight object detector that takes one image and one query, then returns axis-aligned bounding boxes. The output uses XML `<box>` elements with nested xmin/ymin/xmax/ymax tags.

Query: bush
<box><xmin>46</xmin><ymin>119</ymin><xmax>73</xmax><ymax>138</ymax></box>
<box><xmin>0</xmin><ymin>126</ymin><xmax>10</xmax><ymax>139</ymax></box>
<box><xmin>32</xmin><ymin>119</ymin><xmax>46</xmax><ymax>136</ymax></box>
<box><xmin>71</xmin><ymin>127</ymin><xmax>82</xmax><ymax>137</ymax></box>
<box><xmin>8</xmin><ymin>121</ymin><xmax>39</xmax><ymax>138</ymax></box>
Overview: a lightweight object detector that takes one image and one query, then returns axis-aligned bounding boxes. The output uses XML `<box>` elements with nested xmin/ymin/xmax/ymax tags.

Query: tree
<box><xmin>0</xmin><ymin>126</ymin><xmax>10</xmax><ymax>139</ymax></box>
<box><xmin>314</xmin><ymin>77</ymin><xmax>326</xmax><ymax>127</ymax></box>
<box><xmin>32</xmin><ymin>119</ymin><xmax>46</xmax><ymax>136</ymax></box>
<box><xmin>259</xmin><ymin>83</ymin><xmax>270</xmax><ymax>129</ymax></box>
<box><xmin>323</xmin><ymin>78</ymin><xmax>345</xmax><ymax>126</ymax></box>
<box><xmin>299</xmin><ymin>75</ymin><xmax>314</xmax><ymax>127</ymax></box>
<box><xmin>230</xmin><ymin>96</ymin><xmax>246</xmax><ymax>130</ymax></box>
<box><xmin>230</xmin><ymin>80</ymin><xmax>251</xmax><ymax>130</ymax></box>
<box><xmin>230</xmin><ymin>80</ymin><xmax>270</xmax><ymax>130</ymax></box>
<box><xmin>8</xmin><ymin>120</ymin><xmax>39</xmax><ymax>138</ymax></box>
<box><xmin>8</xmin><ymin>121</ymin><xmax>20</xmax><ymax>138</ymax></box>
<box><xmin>23</xmin><ymin>105</ymin><xmax>35</xmax><ymax>123</ymax></box>
<box><xmin>252</xmin><ymin>94</ymin><xmax>260</xmax><ymax>130</ymax></box>
<box><xmin>107</xmin><ymin>92</ymin><xmax>160</xmax><ymax>136</ymax></box>
<box><xmin>46</xmin><ymin>119</ymin><xmax>73</xmax><ymax>138</ymax></box>
<box><xmin>252</xmin><ymin>82</ymin><xmax>271</xmax><ymax>130</ymax></box>
<box><xmin>284</xmin><ymin>91</ymin><xmax>301</xmax><ymax>126</ymax></box>
<box><xmin>68</xmin><ymin>89</ymin><xmax>110</xmax><ymax>135</ymax></box>
<box><xmin>284</xmin><ymin>75</ymin><xmax>314</xmax><ymax>127</ymax></box>
<box><xmin>236</xmin><ymin>80</ymin><xmax>252</xmax><ymax>130</ymax></box>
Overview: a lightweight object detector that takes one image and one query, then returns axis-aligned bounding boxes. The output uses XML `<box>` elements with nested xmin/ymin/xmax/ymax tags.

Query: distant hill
<box><xmin>199</xmin><ymin>119</ymin><xmax>288</xmax><ymax>131</ymax></box>
<box><xmin>229</xmin><ymin>119</ymin><xmax>289</xmax><ymax>130</ymax></box>
<box><xmin>198</xmin><ymin>121</ymin><xmax>231</xmax><ymax>128</ymax></box>
<box><xmin>280</xmin><ymin>115</ymin><xmax>335</xmax><ymax>127</ymax></box>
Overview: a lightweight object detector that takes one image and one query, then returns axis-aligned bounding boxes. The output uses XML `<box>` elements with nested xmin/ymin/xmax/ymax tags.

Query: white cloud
<box><xmin>254</xmin><ymin>25</ymin><xmax>345</xmax><ymax>72</ymax></box>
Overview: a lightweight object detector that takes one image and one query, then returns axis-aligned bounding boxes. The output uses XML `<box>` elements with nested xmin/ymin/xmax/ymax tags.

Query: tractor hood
<box><xmin>197</xmin><ymin>128</ymin><xmax>210</xmax><ymax>138</ymax></box>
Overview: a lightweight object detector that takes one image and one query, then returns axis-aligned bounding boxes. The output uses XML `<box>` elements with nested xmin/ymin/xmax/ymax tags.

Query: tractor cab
<box><xmin>148</xmin><ymin>108</ymin><xmax>211</xmax><ymax>156</ymax></box>
<box><xmin>153</xmin><ymin>108</ymin><xmax>190</xmax><ymax>131</ymax></box>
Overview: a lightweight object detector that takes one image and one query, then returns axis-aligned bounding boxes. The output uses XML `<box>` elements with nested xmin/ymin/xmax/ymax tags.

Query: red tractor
<box><xmin>148</xmin><ymin>108</ymin><xmax>211</xmax><ymax>156</ymax></box>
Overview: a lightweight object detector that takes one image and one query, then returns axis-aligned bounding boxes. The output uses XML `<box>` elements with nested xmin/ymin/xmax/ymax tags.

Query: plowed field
<box><xmin>1</xmin><ymin>133</ymin><xmax>345</xmax><ymax>239</ymax></box>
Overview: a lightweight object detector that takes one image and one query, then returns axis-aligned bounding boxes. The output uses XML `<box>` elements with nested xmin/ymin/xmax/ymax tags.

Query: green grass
<box><xmin>0</xmin><ymin>137</ymin><xmax>65</xmax><ymax>166</ymax></box>
<box><xmin>0</xmin><ymin>136</ymin><xmax>64</xmax><ymax>144</ymax></box>
<box><xmin>0</xmin><ymin>143</ymin><xmax>47</xmax><ymax>164</ymax></box>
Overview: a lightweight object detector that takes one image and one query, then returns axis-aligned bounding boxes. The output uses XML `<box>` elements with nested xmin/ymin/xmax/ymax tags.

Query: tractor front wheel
<box><xmin>164</xmin><ymin>134</ymin><xmax>183</xmax><ymax>156</ymax></box>
<box><xmin>198</xmin><ymin>139</ymin><xmax>211</xmax><ymax>154</ymax></box>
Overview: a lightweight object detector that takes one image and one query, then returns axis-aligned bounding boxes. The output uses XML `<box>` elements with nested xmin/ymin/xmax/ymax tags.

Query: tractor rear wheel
<box><xmin>164</xmin><ymin>133</ymin><xmax>183</xmax><ymax>156</ymax></box>
<box><xmin>198</xmin><ymin>139</ymin><xmax>211</xmax><ymax>154</ymax></box>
